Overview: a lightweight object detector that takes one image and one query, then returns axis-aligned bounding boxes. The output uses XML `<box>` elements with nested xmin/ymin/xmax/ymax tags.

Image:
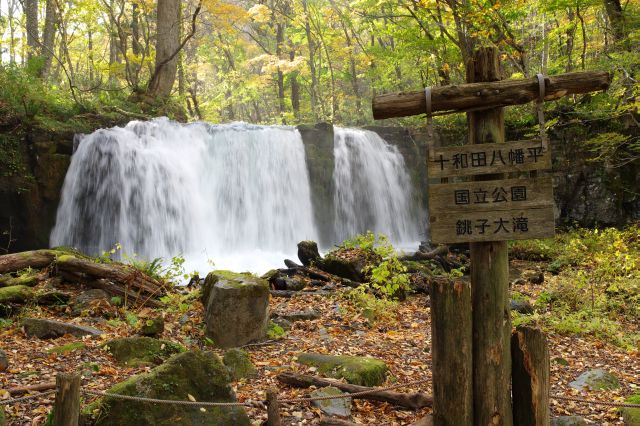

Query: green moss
<box><xmin>222</xmin><ymin>349</ymin><xmax>257</xmax><ymax>380</ymax></box>
<box><xmin>0</xmin><ymin>271</ymin><xmax>39</xmax><ymax>288</ymax></box>
<box><xmin>47</xmin><ymin>342</ymin><xmax>86</xmax><ymax>354</ymax></box>
<box><xmin>297</xmin><ymin>353</ymin><xmax>388</xmax><ymax>386</ymax></box>
<box><xmin>621</xmin><ymin>393</ymin><xmax>640</xmax><ymax>426</ymax></box>
<box><xmin>95</xmin><ymin>351</ymin><xmax>249</xmax><ymax>425</ymax></box>
<box><xmin>103</xmin><ymin>337</ymin><xmax>184</xmax><ymax>367</ymax></box>
<box><xmin>0</xmin><ymin>285</ymin><xmax>33</xmax><ymax>304</ymax></box>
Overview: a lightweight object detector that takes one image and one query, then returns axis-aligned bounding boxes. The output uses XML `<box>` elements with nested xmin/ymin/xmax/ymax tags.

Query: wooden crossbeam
<box><xmin>372</xmin><ymin>71</ymin><xmax>610</xmax><ymax>120</ymax></box>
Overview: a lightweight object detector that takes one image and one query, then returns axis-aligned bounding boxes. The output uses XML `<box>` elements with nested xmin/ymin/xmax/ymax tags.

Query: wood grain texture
<box><xmin>53</xmin><ymin>372</ymin><xmax>81</xmax><ymax>426</ymax></box>
<box><xmin>372</xmin><ymin>71</ymin><xmax>610</xmax><ymax>119</ymax></box>
<box><xmin>430</xmin><ymin>206</ymin><xmax>555</xmax><ymax>244</ymax></box>
<box><xmin>427</xmin><ymin>140</ymin><xmax>551</xmax><ymax>178</ymax></box>
<box><xmin>511</xmin><ymin>326</ymin><xmax>551</xmax><ymax>426</ymax></box>
<box><xmin>429</xmin><ymin>177</ymin><xmax>553</xmax><ymax>213</ymax></box>
<box><xmin>468</xmin><ymin>47</ymin><xmax>513</xmax><ymax>426</ymax></box>
<box><xmin>431</xmin><ymin>279</ymin><xmax>473</xmax><ymax>426</ymax></box>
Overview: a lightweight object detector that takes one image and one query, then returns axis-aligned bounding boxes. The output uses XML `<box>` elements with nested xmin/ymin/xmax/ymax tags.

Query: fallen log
<box><xmin>0</xmin><ymin>250</ymin><xmax>59</xmax><ymax>274</ymax></box>
<box><xmin>372</xmin><ymin>71</ymin><xmax>611</xmax><ymax>119</ymax></box>
<box><xmin>277</xmin><ymin>372</ymin><xmax>432</xmax><ymax>410</ymax></box>
<box><xmin>319</xmin><ymin>418</ymin><xmax>360</xmax><ymax>426</ymax></box>
<box><xmin>8</xmin><ymin>382</ymin><xmax>56</xmax><ymax>395</ymax></box>
<box><xmin>270</xmin><ymin>290</ymin><xmax>331</xmax><ymax>298</ymax></box>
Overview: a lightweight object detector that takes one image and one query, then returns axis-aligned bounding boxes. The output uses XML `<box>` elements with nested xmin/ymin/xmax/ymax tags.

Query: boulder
<box><xmin>95</xmin><ymin>351</ymin><xmax>250</xmax><ymax>426</ymax></box>
<box><xmin>202</xmin><ymin>271</ymin><xmax>269</xmax><ymax>348</ymax></box>
<box><xmin>104</xmin><ymin>337</ymin><xmax>184</xmax><ymax>367</ymax></box>
<box><xmin>297</xmin><ymin>353</ymin><xmax>388</xmax><ymax>386</ymax></box>
<box><xmin>550</xmin><ymin>416</ymin><xmax>587</xmax><ymax>426</ymax></box>
<box><xmin>621</xmin><ymin>393</ymin><xmax>640</xmax><ymax>426</ymax></box>
<box><xmin>271</xmin><ymin>274</ymin><xmax>306</xmax><ymax>291</ymax></box>
<box><xmin>222</xmin><ymin>348</ymin><xmax>257</xmax><ymax>380</ymax></box>
<box><xmin>311</xmin><ymin>387</ymin><xmax>351</xmax><ymax>417</ymax></box>
<box><xmin>22</xmin><ymin>318</ymin><xmax>103</xmax><ymax>339</ymax></box>
<box><xmin>0</xmin><ymin>285</ymin><xmax>33</xmax><ymax>305</ymax></box>
<box><xmin>70</xmin><ymin>289</ymin><xmax>111</xmax><ymax>316</ymax></box>
<box><xmin>0</xmin><ymin>349</ymin><xmax>7</xmax><ymax>372</ymax></box>
<box><xmin>297</xmin><ymin>240</ymin><xmax>322</xmax><ymax>266</ymax></box>
<box><xmin>510</xmin><ymin>300</ymin><xmax>534</xmax><ymax>315</ymax></box>
<box><xmin>138</xmin><ymin>317</ymin><xmax>165</xmax><ymax>338</ymax></box>
<box><xmin>569</xmin><ymin>369</ymin><xmax>620</xmax><ymax>391</ymax></box>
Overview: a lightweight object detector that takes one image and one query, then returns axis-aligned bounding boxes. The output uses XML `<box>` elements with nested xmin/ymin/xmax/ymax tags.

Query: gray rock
<box><xmin>95</xmin><ymin>351</ymin><xmax>250</xmax><ymax>426</ymax></box>
<box><xmin>22</xmin><ymin>318</ymin><xmax>103</xmax><ymax>339</ymax></box>
<box><xmin>0</xmin><ymin>349</ymin><xmax>7</xmax><ymax>372</ymax></box>
<box><xmin>297</xmin><ymin>240</ymin><xmax>322</xmax><ymax>266</ymax></box>
<box><xmin>70</xmin><ymin>289</ymin><xmax>111</xmax><ymax>316</ymax></box>
<box><xmin>550</xmin><ymin>416</ymin><xmax>587</xmax><ymax>426</ymax></box>
<box><xmin>569</xmin><ymin>369</ymin><xmax>620</xmax><ymax>391</ymax></box>
<box><xmin>297</xmin><ymin>353</ymin><xmax>388</xmax><ymax>386</ymax></box>
<box><xmin>223</xmin><ymin>348</ymin><xmax>257</xmax><ymax>380</ymax></box>
<box><xmin>310</xmin><ymin>387</ymin><xmax>351</xmax><ymax>417</ymax></box>
<box><xmin>510</xmin><ymin>300</ymin><xmax>534</xmax><ymax>315</ymax></box>
<box><xmin>104</xmin><ymin>337</ymin><xmax>184</xmax><ymax>367</ymax></box>
<box><xmin>271</xmin><ymin>317</ymin><xmax>292</xmax><ymax>331</ymax></box>
<box><xmin>202</xmin><ymin>271</ymin><xmax>269</xmax><ymax>348</ymax></box>
<box><xmin>272</xmin><ymin>274</ymin><xmax>306</xmax><ymax>291</ymax></box>
<box><xmin>284</xmin><ymin>259</ymin><xmax>301</xmax><ymax>268</ymax></box>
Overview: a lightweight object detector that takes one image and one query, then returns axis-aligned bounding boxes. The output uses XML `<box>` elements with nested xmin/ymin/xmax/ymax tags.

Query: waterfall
<box><xmin>51</xmin><ymin>119</ymin><xmax>421</xmax><ymax>274</ymax></box>
<box><xmin>333</xmin><ymin>127</ymin><xmax>420</xmax><ymax>245</ymax></box>
<box><xmin>51</xmin><ymin>118</ymin><xmax>318</xmax><ymax>273</ymax></box>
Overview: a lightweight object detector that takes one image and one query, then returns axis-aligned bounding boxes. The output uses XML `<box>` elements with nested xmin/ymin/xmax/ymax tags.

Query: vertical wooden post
<box><xmin>53</xmin><ymin>372</ymin><xmax>81</xmax><ymax>426</ymax></box>
<box><xmin>431</xmin><ymin>279</ymin><xmax>473</xmax><ymax>425</ymax></box>
<box><xmin>467</xmin><ymin>47</ymin><xmax>513</xmax><ymax>426</ymax></box>
<box><xmin>511</xmin><ymin>326</ymin><xmax>550</xmax><ymax>426</ymax></box>
<box><xmin>266</xmin><ymin>387</ymin><xmax>282</xmax><ymax>426</ymax></box>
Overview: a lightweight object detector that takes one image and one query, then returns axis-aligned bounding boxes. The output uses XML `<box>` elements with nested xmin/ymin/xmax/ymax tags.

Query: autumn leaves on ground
<box><xmin>0</xmin><ymin>228</ymin><xmax>639</xmax><ymax>425</ymax></box>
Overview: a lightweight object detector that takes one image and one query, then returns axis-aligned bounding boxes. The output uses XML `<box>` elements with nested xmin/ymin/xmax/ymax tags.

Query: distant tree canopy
<box><xmin>0</xmin><ymin>0</ymin><xmax>638</xmax><ymax>125</ymax></box>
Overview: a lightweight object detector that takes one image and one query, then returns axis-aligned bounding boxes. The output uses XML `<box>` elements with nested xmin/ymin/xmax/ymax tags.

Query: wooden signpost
<box><xmin>372</xmin><ymin>48</ymin><xmax>610</xmax><ymax>426</ymax></box>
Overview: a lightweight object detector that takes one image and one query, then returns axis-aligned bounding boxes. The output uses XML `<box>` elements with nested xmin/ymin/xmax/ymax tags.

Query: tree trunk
<box><xmin>148</xmin><ymin>0</ymin><xmax>181</xmax><ymax>98</ymax></box>
<box><xmin>290</xmin><ymin>50</ymin><xmax>300</xmax><ymax>120</ymax></box>
<box><xmin>603</xmin><ymin>0</ymin><xmax>625</xmax><ymax>45</ymax></box>
<box><xmin>24</xmin><ymin>0</ymin><xmax>39</xmax><ymax>61</ymax></box>
<box><xmin>511</xmin><ymin>326</ymin><xmax>550</xmax><ymax>426</ymax></box>
<box><xmin>276</xmin><ymin>22</ymin><xmax>286</xmax><ymax>119</ymax></box>
<box><xmin>467</xmin><ymin>47</ymin><xmax>513</xmax><ymax>426</ymax></box>
<box><xmin>41</xmin><ymin>0</ymin><xmax>57</xmax><ymax>77</ymax></box>
<box><xmin>302</xmin><ymin>0</ymin><xmax>319</xmax><ymax>119</ymax></box>
<box><xmin>431</xmin><ymin>279</ymin><xmax>473</xmax><ymax>425</ymax></box>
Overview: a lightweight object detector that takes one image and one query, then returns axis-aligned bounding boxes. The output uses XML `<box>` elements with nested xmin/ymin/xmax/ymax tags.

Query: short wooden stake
<box><xmin>511</xmin><ymin>325</ymin><xmax>550</xmax><ymax>426</ymax></box>
<box><xmin>53</xmin><ymin>372</ymin><xmax>81</xmax><ymax>426</ymax></box>
<box><xmin>430</xmin><ymin>279</ymin><xmax>473</xmax><ymax>426</ymax></box>
<box><xmin>266</xmin><ymin>387</ymin><xmax>282</xmax><ymax>426</ymax></box>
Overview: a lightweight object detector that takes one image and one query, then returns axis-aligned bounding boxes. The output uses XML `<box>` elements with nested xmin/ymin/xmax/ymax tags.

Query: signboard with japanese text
<box><xmin>428</xmin><ymin>177</ymin><xmax>555</xmax><ymax>243</ymax></box>
<box><xmin>427</xmin><ymin>139</ymin><xmax>551</xmax><ymax>179</ymax></box>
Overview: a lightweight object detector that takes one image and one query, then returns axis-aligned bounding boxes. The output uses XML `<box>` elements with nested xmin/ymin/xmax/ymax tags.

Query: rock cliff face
<box><xmin>1</xmin><ymin>118</ymin><xmax>637</xmax><ymax>252</ymax></box>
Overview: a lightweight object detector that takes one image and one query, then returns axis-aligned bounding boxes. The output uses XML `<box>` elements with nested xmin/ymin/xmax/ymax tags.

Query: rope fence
<box><xmin>1</xmin><ymin>376</ymin><xmax>638</xmax><ymax>424</ymax></box>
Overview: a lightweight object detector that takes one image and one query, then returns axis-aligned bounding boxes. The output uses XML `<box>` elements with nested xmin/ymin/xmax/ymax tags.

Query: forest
<box><xmin>0</xmin><ymin>0</ymin><xmax>639</xmax><ymax>425</ymax></box>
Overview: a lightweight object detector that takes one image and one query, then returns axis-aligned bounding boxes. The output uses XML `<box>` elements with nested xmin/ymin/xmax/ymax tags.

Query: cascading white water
<box><xmin>51</xmin><ymin>118</ymin><xmax>318</xmax><ymax>273</ymax></box>
<box><xmin>51</xmin><ymin>119</ymin><xmax>422</xmax><ymax>274</ymax></box>
<box><xmin>333</xmin><ymin>127</ymin><xmax>420</xmax><ymax>245</ymax></box>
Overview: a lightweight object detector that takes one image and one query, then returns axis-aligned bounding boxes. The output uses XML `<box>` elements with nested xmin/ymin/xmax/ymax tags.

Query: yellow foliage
<box><xmin>247</xmin><ymin>4</ymin><xmax>271</xmax><ymax>23</ymax></box>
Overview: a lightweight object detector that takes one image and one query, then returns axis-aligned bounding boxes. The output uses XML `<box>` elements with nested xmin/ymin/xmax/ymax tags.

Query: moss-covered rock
<box><xmin>223</xmin><ymin>348</ymin><xmax>257</xmax><ymax>380</ymax></box>
<box><xmin>47</xmin><ymin>341</ymin><xmax>86</xmax><ymax>354</ymax></box>
<box><xmin>297</xmin><ymin>353</ymin><xmax>388</xmax><ymax>386</ymax></box>
<box><xmin>202</xmin><ymin>271</ymin><xmax>269</xmax><ymax>348</ymax></box>
<box><xmin>95</xmin><ymin>351</ymin><xmax>250</xmax><ymax>426</ymax></box>
<box><xmin>621</xmin><ymin>393</ymin><xmax>640</xmax><ymax>426</ymax></box>
<box><xmin>0</xmin><ymin>285</ymin><xmax>33</xmax><ymax>304</ymax></box>
<box><xmin>297</xmin><ymin>240</ymin><xmax>321</xmax><ymax>266</ymax></box>
<box><xmin>0</xmin><ymin>405</ymin><xmax>5</xmax><ymax>426</ymax></box>
<box><xmin>569</xmin><ymin>369</ymin><xmax>620</xmax><ymax>391</ymax></box>
<box><xmin>0</xmin><ymin>270</ymin><xmax>41</xmax><ymax>287</ymax></box>
<box><xmin>138</xmin><ymin>317</ymin><xmax>165</xmax><ymax>338</ymax></box>
<box><xmin>103</xmin><ymin>337</ymin><xmax>184</xmax><ymax>367</ymax></box>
